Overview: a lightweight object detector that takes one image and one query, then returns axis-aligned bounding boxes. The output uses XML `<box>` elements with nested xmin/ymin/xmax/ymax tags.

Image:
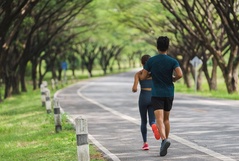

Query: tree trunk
<box><xmin>103</xmin><ymin>68</ymin><xmax>107</xmax><ymax>75</ymax></box>
<box><xmin>31</xmin><ymin>59</ymin><xmax>38</xmax><ymax>90</ymax></box>
<box><xmin>52</xmin><ymin>66</ymin><xmax>57</xmax><ymax>79</ymax></box>
<box><xmin>58</xmin><ymin>68</ymin><xmax>62</xmax><ymax>81</ymax></box>
<box><xmin>12</xmin><ymin>75</ymin><xmax>20</xmax><ymax>95</ymax></box>
<box><xmin>197</xmin><ymin>67</ymin><xmax>203</xmax><ymax>91</ymax></box>
<box><xmin>218</xmin><ymin>46</ymin><xmax>239</xmax><ymax>94</ymax></box>
<box><xmin>72</xmin><ymin>69</ymin><xmax>75</xmax><ymax>77</ymax></box>
<box><xmin>202</xmin><ymin>56</ymin><xmax>218</xmax><ymax>91</ymax></box>
<box><xmin>232</xmin><ymin>67</ymin><xmax>238</xmax><ymax>92</ymax></box>
<box><xmin>117</xmin><ymin>59</ymin><xmax>121</xmax><ymax>70</ymax></box>
<box><xmin>87</xmin><ymin>63</ymin><xmax>93</xmax><ymax>77</ymax></box>
<box><xmin>209</xmin><ymin>58</ymin><xmax>217</xmax><ymax>91</ymax></box>
<box><xmin>19</xmin><ymin>62</ymin><xmax>28</xmax><ymax>92</ymax></box>
<box><xmin>0</xmin><ymin>94</ymin><xmax>2</xmax><ymax>102</ymax></box>
<box><xmin>181</xmin><ymin>58</ymin><xmax>192</xmax><ymax>88</ymax></box>
<box><xmin>224</xmin><ymin>67</ymin><xmax>238</xmax><ymax>94</ymax></box>
<box><xmin>4</xmin><ymin>76</ymin><xmax>12</xmax><ymax>98</ymax></box>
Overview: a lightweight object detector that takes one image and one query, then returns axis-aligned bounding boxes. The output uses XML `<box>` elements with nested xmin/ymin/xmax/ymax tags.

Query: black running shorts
<box><xmin>151</xmin><ymin>96</ymin><xmax>174</xmax><ymax>111</ymax></box>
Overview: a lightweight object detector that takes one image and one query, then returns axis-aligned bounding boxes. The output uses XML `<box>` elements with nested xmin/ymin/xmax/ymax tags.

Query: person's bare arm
<box><xmin>132</xmin><ymin>72</ymin><xmax>139</xmax><ymax>92</ymax></box>
<box><xmin>138</xmin><ymin>69</ymin><xmax>149</xmax><ymax>80</ymax></box>
<box><xmin>173</xmin><ymin>67</ymin><xmax>183</xmax><ymax>82</ymax></box>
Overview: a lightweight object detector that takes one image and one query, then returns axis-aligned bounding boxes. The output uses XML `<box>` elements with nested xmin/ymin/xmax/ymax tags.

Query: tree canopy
<box><xmin>0</xmin><ymin>0</ymin><xmax>239</xmax><ymax>101</ymax></box>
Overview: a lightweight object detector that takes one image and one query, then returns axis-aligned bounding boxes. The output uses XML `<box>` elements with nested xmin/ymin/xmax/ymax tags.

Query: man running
<box><xmin>139</xmin><ymin>36</ymin><xmax>183</xmax><ymax>156</ymax></box>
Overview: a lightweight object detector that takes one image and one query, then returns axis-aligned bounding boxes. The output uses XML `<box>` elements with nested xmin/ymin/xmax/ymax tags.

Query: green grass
<box><xmin>0</xmin><ymin>89</ymin><xmax>106</xmax><ymax>161</ymax></box>
<box><xmin>0</xmin><ymin>69</ymin><xmax>134</xmax><ymax>161</ymax></box>
<box><xmin>174</xmin><ymin>79</ymin><xmax>239</xmax><ymax>100</ymax></box>
<box><xmin>0</xmin><ymin>67</ymin><xmax>238</xmax><ymax>161</ymax></box>
<box><xmin>173</xmin><ymin>64</ymin><xmax>239</xmax><ymax>100</ymax></box>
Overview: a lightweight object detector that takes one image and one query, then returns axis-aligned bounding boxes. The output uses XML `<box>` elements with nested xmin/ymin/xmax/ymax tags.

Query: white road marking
<box><xmin>58</xmin><ymin>107</ymin><xmax>121</xmax><ymax>161</ymax></box>
<box><xmin>170</xmin><ymin>134</ymin><xmax>236</xmax><ymax>161</ymax></box>
<box><xmin>88</xmin><ymin>134</ymin><xmax>121</xmax><ymax>161</ymax></box>
<box><xmin>77</xmin><ymin>82</ymin><xmax>236</xmax><ymax>161</ymax></box>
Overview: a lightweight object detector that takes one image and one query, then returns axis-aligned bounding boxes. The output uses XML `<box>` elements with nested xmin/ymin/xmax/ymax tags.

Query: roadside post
<box><xmin>42</xmin><ymin>81</ymin><xmax>48</xmax><ymax>88</ymax></box>
<box><xmin>40</xmin><ymin>84</ymin><xmax>46</xmax><ymax>107</ymax></box>
<box><xmin>55</xmin><ymin>79</ymin><xmax>58</xmax><ymax>89</ymax></box>
<box><xmin>54</xmin><ymin>97</ymin><xmax>62</xmax><ymax>133</ymax></box>
<box><xmin>45</xmin><ymin>88</ymin><xmax>51</xmax><ymax>113</ymax></box>
<box><xmin>75</xmin><ymin>116</ymin><xmax>89</xmax><ymax>161</ymax></box>
<box><xmin>51</xmin><ymin>79</ymin><xmax>55</xmax><ymax>90</ymax></box>
<box><xmin>190</xmin><ymin>56</ymin><xmax>203</xmax><ymax>92</ymax></box>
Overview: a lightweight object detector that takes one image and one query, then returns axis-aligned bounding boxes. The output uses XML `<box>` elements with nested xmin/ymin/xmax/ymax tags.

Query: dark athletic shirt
<box><xmin>139</xmin><ymin>79</ymin><xmax>152</xmax><ymax>88</ymax></box>
<box><xmin>144</xmin><ymin>54</ymin><xmax>179</xmax><ymax>97</ymax></box>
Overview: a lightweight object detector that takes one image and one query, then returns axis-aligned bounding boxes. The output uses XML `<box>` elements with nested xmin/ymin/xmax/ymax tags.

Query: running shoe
<box><xmin>160</xmin><ymin>139</ymin><xmax>171</xmax><ymax>156</ymax></box>
<box><xmin>151</xmin><ymin>124</ymin><xmax>160</xmax><ymax>140</ymax></box>
<box><xmin>142</xmin><ymin>143</ymin><xmax>149</xmax><ymax>150</ymax></box>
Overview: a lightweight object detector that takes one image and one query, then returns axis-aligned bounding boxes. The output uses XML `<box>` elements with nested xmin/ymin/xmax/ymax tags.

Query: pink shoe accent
<box><xmin>142</xmin><ymin>143</ymin><xmax>149</xmax><ymax>150</ymax></box>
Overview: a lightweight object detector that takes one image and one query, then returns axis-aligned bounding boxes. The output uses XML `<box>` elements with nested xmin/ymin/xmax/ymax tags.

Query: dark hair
<box><xmin>141</xmin><ymin>54</ymin><xmax>151</xmax><ymax>65</ymax></box>
<box><xmin>157</xmin><ymin>36</ymin><xmax>169</xmax><ymax>52</ymax></box>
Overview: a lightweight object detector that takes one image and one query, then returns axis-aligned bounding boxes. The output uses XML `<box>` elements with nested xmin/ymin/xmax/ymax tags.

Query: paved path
<box><xmin>55</xmin><ymin>69</ymin><xmax>239</xmax><ymax>161</ymax></box>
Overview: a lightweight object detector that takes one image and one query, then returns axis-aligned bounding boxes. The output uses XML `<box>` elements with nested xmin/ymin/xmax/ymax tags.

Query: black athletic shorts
<box><xmin>151</xmin><ymin>96</ymin><xmax>174</xmax><ymax>111</ymax></box>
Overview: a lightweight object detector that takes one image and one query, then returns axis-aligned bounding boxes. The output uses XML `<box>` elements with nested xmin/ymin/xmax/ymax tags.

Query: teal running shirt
<box><xmin>144</xmin><ymin>54</ymin><xmax>179</xmax><ymax>97</ymax></box>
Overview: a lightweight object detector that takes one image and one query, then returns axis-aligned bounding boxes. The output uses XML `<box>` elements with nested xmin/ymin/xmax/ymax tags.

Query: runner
<box><xmin>132</xmin><ymin>54</ymin><xmax>160</xmax><ymax>151</ymax></box>
<box><xmin>139</xmin><ymin>36</ymin><xmax>183</xmax><ymax>156</ymax></box>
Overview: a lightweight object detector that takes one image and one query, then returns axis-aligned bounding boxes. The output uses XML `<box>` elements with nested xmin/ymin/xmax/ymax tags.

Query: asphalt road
<box><xmin>55</xmin><ymin>69</ymin><xmax>239</xmax><ymax>161</ymax></box>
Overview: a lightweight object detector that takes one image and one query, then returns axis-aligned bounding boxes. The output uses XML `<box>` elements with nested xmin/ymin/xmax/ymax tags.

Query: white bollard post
<box><xmin>42</xmin><ymin>81</ymin><xmax>48</xmax><ymax>88</ymax></box>
<box><xmin>55</xmin><ymin>79</ymin><xmax>58</xmax><ymax>89</ymax></box>
<box><xmin>40</xmin><ymin>84</ymin><xmax>46</xmax><ymax>107</ymax></box>
<box><xmin>45</xmin><ymin>88</ymin><xmax>51</xmax><ymax>113</ymax></box>
<box><xmin>54</xmin><ymin>98</ymin><xmax>62</xmax><ymax>133</ymax></box>
<box><xmin>51</xmin><ymin>79</ymin><xmax>55</xmax><ymax>90</ymax></box>
<box><xmin>75</xmin><ymin>116</ymin><xmax>90</xmax><ymax>161</ymax></box>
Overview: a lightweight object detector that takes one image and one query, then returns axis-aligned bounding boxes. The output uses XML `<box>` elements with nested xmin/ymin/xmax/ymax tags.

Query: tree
<box><xmin>0</xmin><ymin>0</ymin><xmax>40</xmax><ymax>98</ymax></box>
<box><xmin>0</xmin><ymin>0</ymin><xmax>93</xmax><ymax>99</ymax></box>
<box><xmin>160</xmin><ymin>0</ymin><xmax>238</xmax><ymax>94</ymax></box>
<box><xmin>211</xmin><ymin>0</ymin><xmax>239</xmax><ymax>92</ymax></box>
<box><xmin>98</xmin><ymin>45</ymin><xmax>124</xmax><ymax>75</ymax></box>
<box><xmin>75</xmin><ymin>43</ymin><xmax>99</xmax><ymax>77</ymax></box>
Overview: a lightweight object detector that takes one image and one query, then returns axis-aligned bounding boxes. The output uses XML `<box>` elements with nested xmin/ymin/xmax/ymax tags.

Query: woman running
<box><xmin>132</xmin><ymin>54</ymin><xmax>160</xmax><ymax>150</ymax></box>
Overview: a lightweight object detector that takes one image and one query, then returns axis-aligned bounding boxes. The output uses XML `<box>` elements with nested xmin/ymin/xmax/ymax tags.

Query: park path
<box><xmin>55</xmin><ymin>69</ymin><xmax>239</xmax><ymax>161</ymax></box>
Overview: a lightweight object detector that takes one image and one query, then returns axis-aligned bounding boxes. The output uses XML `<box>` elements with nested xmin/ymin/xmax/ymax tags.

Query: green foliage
<box><xmin>75</xmin><ymin>0</ymin><xmax>154</xmax><ymax>51</ymax></box>
<box><xmin>25</xmin><ymin>62</ymin><xmax>32</xmax><ymax>77</ymax></box>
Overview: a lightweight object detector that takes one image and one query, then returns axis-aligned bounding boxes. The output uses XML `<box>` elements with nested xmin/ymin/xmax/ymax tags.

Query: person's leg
<box><xmin>151</xmin><ymin>97</ymin><xmax>170</xmax><ymax>156</ymax></box>
<box><xmin>151</xmin><ymin>97</ymin><xmax>165</xmax><ymax>139</ymax></box>
<box><xmin>149</xmin><ymin>104</ymin><xmax>160</xmax><ymax>140</ymax></box>
<box><xmin>139</xmin><ymin>92</ymin><xmax>148</xmax><ymax>143</ymax></box>
<box><xmin>159</xmin><ymin>97</ymin><xmax>173</xmax><ymax>156</ymax></box>
<box><xmin>148</xmin><ymin>105</ymin><xmax>155</xmax><ymax>126</ymax></box>
<box><xmin>140</xmin><ymin>114</ymin><xmax>147</xmax><ymax>143</ymax></box>
<box><xmin>164</xmin><ymin>97</ymin><xmax>173</xmax><ymax>139</ymax></box>
<box><xmin>157</xmin><ymin>109</ymin><xmax>171</xmax><ymax>157</ymax></box>
<box><xmin>139</xmin><ymin>92</ymin><xmax>149</xmax><ymax>150</ymax></box>
<box><xmin>163</xmin><ymin>111</ymin><xmax>170</xmax><ymax>138</ymax></box>
<box><xmin>154</xmin><ymin>109</ymin><xmax>166</xmax><ymax>140</ymax></box>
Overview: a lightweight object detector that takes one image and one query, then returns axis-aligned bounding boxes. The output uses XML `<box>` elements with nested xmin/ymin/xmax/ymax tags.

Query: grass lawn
<box><xmin>174</xmin><ymin>79</ymin><xmax>239</xmax><ymax>100</ymax></box>
<box><xmin>0</xmin><ymin>88</ymin><xmax>106</xmax><ymax>161</ymax></box>
<box><xmin>0</xmin><ymin>67</ymin><xmax>238</xmax><ymax>161</ymax></box>
<box><xmin>0</xmin><ymin>68</ymin><xmax>133</xmax><ymax>161</ymax></box>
